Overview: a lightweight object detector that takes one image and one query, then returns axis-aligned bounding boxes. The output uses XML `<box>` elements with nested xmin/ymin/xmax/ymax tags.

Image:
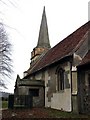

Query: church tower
<box><xmin>31</xmin><ymin>7</ymin><xmax>51</xmax><ymax>64</ymax></box>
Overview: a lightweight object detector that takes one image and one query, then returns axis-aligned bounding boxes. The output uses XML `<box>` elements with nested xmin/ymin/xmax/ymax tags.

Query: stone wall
<box><xmin>77</xmin><ymin>65</ymin><xmax>90</xmax><ymax>114</ymax></box>
<box><xmin>50</xmin><ymin>62</ymin><xmax>71</xmax><ymax>111</ymax></box>
<box><xmin>43</xmin><ymin>61</ymin><xmax>72</xmax><ymax>112</ymax></box>
<box><xmin>18</xmin><ymin>86</ymin><xmax>29</xmax><ymax>95</ymax></box>
<box><xmin>33</xmin><ymin>87</ymin><xmax>44</xmax><ymax>107</ymax></box>
<box><xmin>71</xmin><ymin>35</ymin><xmax>88</xmax><ymax>113</ymax></box>
<box><xmin>44</xmin><ymin>66</ymin><xmax>57</xmax><ymax>107</ymax></box>
<box><xmin>35</xmin><ymin>72</ymin><xmax>43</xmax><ymax>80</ymax></box>
<box><xmin>16</xmin><ymin>85</ymin><xmax>44</xmax><ymax>107</ymax></box>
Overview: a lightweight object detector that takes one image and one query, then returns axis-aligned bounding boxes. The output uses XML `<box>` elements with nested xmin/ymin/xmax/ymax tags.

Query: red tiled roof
<box><xmin>26</xmin><ymin>21</ymin><xmax>90</xmax><ymax>76</ymax></box>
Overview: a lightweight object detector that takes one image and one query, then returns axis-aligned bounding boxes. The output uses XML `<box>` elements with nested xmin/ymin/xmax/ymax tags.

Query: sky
<box><xmin>0</xmin><ymin>0</ymin><xmax>89</xmax><ymax>93</ymax></box>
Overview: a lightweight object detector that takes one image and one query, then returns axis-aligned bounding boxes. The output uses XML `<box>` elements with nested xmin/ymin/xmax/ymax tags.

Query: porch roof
<box><xmin>18</xmin><ymin>79</ymin><xmax>44</xmax><ymax>87</ymax></box>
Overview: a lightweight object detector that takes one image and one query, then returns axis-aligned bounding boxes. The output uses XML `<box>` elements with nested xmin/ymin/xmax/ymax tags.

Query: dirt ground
<box><xmin>2</xmin><ymin>108</ymin><xmax>49</xmax><ymax>119</ymax></box>
<box><xmin>1</xmin><ymin>108</ymin><xmax>90</xmax><ymax>120</ymax></box>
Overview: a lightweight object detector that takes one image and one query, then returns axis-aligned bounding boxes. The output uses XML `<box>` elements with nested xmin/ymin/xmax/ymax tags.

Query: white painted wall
<box><xmin>51</xmin><ymin>89</ymin><xmax>71</xmax><ymax>112</ymax></box>
<box><xmin>44</xmin><ymin>62</ymin><xmax>72</xmax><ymax>111</ymax></box>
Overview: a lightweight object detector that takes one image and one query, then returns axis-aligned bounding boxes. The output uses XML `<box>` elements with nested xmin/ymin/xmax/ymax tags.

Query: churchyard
<box><xmin>1</xmin><ymin>105</ymin><xmax>90</xmax><ymax>119</ymax></box>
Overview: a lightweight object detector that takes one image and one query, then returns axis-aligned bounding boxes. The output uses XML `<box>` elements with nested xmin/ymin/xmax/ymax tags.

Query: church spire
<box><xmin>31</xmin><ymin>6</ymin><xmax>51</xmax><ymax>64</ymax></box>
<box><xmin>37</xmin><ymin>6</ymin><xmax>51</xmax><ymax>48</ymax></box>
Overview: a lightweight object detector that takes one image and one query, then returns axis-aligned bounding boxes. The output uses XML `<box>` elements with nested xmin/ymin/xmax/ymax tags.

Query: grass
<box><xmin>1</xmin><ymin>103</ymin><xmax>90</xmax><ymax>119</ymax></box>
<box><xmin>46</xmin><ymin>108</ymin><xmax>90</xmax><ymax>118</ymax></box>
<box><xmin>2</xmin><ymin>107</ymin><xmax>90</xmax><ymax>119</ymax></box>
<box><xmin>2</xmin><ymin>101</ymin><xmax>8</xmax><ymax>108</ymax></box>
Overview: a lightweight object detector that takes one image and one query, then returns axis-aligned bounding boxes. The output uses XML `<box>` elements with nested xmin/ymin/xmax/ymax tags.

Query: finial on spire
<box><xmin>43</xmin><ymin>6</ymin><xmax>45</xmax><ymax>11</ymax></box>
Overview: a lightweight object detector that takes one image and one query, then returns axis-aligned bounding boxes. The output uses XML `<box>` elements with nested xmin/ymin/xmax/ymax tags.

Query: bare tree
<box><xmin>0</xmin><ymin>22</ymin><xmax>12</xmax><ymax>89</ymax></box>
<box><xmin>0</xmin><ymin>0</ymin><xmax>18</xmax><ymax>8</ymax></box>
<box><xmin>0</xmin><ymin>0</ymin><xmax>19</xmax><ymax>90</ymax></box>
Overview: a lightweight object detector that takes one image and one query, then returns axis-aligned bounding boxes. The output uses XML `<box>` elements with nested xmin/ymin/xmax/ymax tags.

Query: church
<box><xmin>14</xmin><ymin>7</ymin><xmax>90</xmax><ymax>114</ymax></box>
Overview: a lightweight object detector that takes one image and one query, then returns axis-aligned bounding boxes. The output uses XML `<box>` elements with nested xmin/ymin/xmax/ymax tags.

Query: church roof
<box><xmin>77</xmin><ymin>51</ymin><xmax>90</xmax><ymax>66</ymax></box>
<box><xmin>37</xmin><ymin>6</ymin><xmax>51</xmax><ymax>48</ymax></box>
<box><xmin>25</xmin><ymin>21</ymin><xmax>90</xmax><ymax>77</ymax></box>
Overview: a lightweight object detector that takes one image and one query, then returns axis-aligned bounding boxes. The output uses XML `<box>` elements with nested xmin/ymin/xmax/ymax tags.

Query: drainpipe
<box><xmin>70</xmin><ymin>57</ymin><xmax>73</xmax><ymax>112</ymax></box>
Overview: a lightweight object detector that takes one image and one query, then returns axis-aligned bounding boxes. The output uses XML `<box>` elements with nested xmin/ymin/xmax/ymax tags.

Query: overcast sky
<box><xmin>0</xmin><ymin>0</ymin><xmax>89</xmax><ymax>93</ymax></box>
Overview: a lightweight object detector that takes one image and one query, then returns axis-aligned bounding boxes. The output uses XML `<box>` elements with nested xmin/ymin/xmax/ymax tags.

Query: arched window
<box><xmin>56</xmin><ymin>67</ymin><xmax>65</xmax><ymax>91</ymax></box>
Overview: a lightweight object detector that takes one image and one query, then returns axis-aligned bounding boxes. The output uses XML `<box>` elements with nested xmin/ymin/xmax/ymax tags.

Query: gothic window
<box><xmin>56</xmin><ymin>67</ymin><xmax>70</xmax><ymax>91</ymax></box>
<box><xmin>57</xmin><ymin>68</ymin><xmax>65</xmax><ymax>91</ymax></box>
